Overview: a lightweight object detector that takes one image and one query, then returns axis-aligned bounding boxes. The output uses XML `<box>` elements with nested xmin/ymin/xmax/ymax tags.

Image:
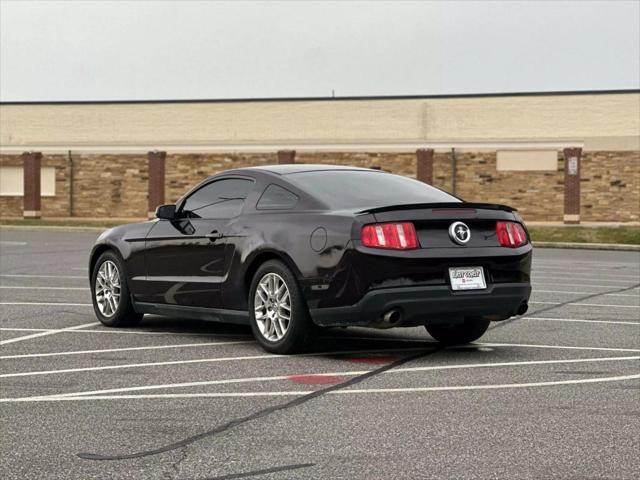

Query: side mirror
<box><xmin>155</xmin><ymin>204</ymin><xmax>176</xmax><ymax>220</ymax></box>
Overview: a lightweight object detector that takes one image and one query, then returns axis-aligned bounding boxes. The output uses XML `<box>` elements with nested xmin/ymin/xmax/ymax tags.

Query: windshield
<box><xmin>287</xmin><ymin>170</ymin><xmax>459</xmax><ymax>209</ymax></box>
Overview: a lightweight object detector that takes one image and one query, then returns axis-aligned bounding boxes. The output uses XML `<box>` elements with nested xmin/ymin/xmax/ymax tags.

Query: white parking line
<box><xmin>523</xmin><ymin>316</ymin><xmax>639</xmax><ymax>326</ymax></box>
<box><xmin>0</xmin><ymin>241</ymin><xmax>27</xmax><ymax>246</ymax></box>
<box><xmin>532</xmin><ymin>282</ymin><xmax>639</xmax><ymax>290</ymax></box>
<box><xmin>0</xmin><ymin>347</ymin><xmax>429</xmax><ymax>378</ymax></box>
<box><xmin>480</xmin><ymin>342</ymin><xmax>640</xmax><ymax>353</ymax></box>
<box><xmin>534</xmin><ymin>271</ymin><xmax>640</xmax><ymax>277</ymax></box>
<box><xmin>0</xmin><ymin>327</ymin><xmax>252</xmax><ymax>338</ymax></box>
<box><xmin>0</xmin><ymin>329</ymin><xmax>422</xmax><ymax>345</ymax></box>
<box><xmin>0</xmin><ymin>286</ymin><xmax>88</xmax><ymax>291</ymax></box>
<box><xmin>18</xmin><ymin>355</ymin><xmax>639</xmax><ymax>401</ymax></box>
<box><xmin>3</xmin><ymin>373</ymin><xmax>639</xmax><ymax>402</ymax></box>
<box><xmin>0</xmin><ymin>328</ymin><xmax>431</xmax><ymax>345</ymax></box>
<box><xmin>529</xmin><ymin>301</ymin><xmax>639</xmax><ymax>309</ymax></box>
<box><xmin>0</xmin><ymin>340</ymin><xmax>255</xmax><ymax>359</ymax></box>
<box><xmin>532</xmin><ymin>290</ymin><xmax>639</xmax><ymax>298</ymax></box>
<box><xmin>533</xmin><ymin>271</ymin><xmax>640</xmax><ymax>279</ymax></box>
<box><xmin>0</xmin><ymin>302</ymin><xmax>92</xmax><ymax>307</ymax></box>
<box><xmin>0</xmin><ymin>322</ymin><xmax>100</xmax><ymax>346</ymax></box>
<box><xmin>533</xmin><ymin>276</ymin><xmax>636</xmax><ymax>285</ymax></box>
<box><xmin>2</xmin><ymin>342</ymin><xmax>640</xmax><ymax>379</ymax></box>
<box><xmin>0</xmin><ymin>274</ymin><xmax>86</xmax><ymax>279</ymax></box>
<box><xmin>534</xmin><ymin>262</ymin><xmax>640</xmax><ymax>269</ymax></box>
<box><xmin>534</xmin><ymin>262</ymin><xmax>640</xmax><ymax>268</ymax></box>
<box><xmin>1</xmin><ymin>328</ymin><xmax>64</xmax><ymax>332</ymax></box>
<box><xmin>534</xmin><ymin>268</ymin><xmax>640</xmax><ymax>275</ymax></box>
<box><xmin>339</xmin><ymin>373</ymin><xmax>640</xmax><ymax>395</ymax></box>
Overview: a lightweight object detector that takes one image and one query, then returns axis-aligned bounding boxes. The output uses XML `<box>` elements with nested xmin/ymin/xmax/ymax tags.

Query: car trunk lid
<box><xmin>362</xmin><ymin>203</ymin><xmax>519</xmax><ymax>249</ymax></box>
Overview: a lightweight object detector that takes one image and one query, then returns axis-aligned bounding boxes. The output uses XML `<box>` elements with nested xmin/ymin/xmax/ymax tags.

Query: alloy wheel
<box><xmin>95</xmin><ymin>260</ymin><xmax>121</xmax><ymax>317</ymax></box>
<box><xmin>254</xmin><ymin>272</ymin><xmax>291</xmax><ymax>342</ymax></box>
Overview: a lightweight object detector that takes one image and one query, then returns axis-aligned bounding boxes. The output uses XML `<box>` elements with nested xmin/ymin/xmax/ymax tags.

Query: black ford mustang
<box><xmin>89</xmin><ymin>165</ymin><xmax>532</xmax><ymax>353</ymax></box>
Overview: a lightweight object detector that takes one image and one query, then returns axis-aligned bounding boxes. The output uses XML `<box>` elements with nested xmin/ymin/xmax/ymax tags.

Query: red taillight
<box><xmin>496</xmin><ymin>221</ymin><xmax>528</xmax><ymax>248</ymax></box>
<box><xmin>361</xmin><ymin>222</ymin><xmax>419</xmax><ymax>250</ymax></box>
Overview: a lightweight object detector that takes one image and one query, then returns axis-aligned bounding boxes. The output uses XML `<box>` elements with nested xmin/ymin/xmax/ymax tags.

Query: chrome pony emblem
<box><xmin>449</xmin><ymin>221</ymin><xmax>471</xmax><ymax>245</ymax></box>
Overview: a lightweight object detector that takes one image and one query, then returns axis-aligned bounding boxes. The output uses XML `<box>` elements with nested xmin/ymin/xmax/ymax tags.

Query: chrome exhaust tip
<box><xmin>383</xmin><ymin>308</ymin><xmax>402</xmax><ymax>325</ymax></box>
<box><xmin>370</xmin><ymin>308</ymin><xmax>403</xmax><ymax>329</ymax></box>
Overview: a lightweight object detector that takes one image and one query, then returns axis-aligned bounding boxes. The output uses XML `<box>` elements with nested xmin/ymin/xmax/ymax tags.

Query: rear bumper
<box><xmin>309</xmin><ymin>282</ymin><xmax>531</xmax><ymax>327</ymax></box>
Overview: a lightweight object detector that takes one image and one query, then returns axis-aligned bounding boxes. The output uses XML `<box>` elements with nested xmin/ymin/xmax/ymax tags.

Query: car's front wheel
<box><xmin>91</xmin><ymin>251</ymin><xmax>143</xmax><ymax>327</ymax></box>
<box><xmin>425</xmin><ymin>318</ymin><xmax>490</xmax><ymax>345</ymax></box>
<box><xmin>249</xmin><ymin>260</ymin><xmax>315</xmax><ymax>354</ymax></box>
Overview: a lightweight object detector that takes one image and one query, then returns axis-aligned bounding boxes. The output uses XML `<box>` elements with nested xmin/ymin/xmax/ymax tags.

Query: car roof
<box><xmin>233</xmin><ymin>164</ymin><xmax>384</xmax><ymax>175</ymax></box>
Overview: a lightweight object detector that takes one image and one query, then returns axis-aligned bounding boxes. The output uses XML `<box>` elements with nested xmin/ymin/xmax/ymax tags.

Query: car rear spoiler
<box><xmin>357</xmin><ymin>202</ymin><xmax>517</xmax><ymax>214</ymax></box>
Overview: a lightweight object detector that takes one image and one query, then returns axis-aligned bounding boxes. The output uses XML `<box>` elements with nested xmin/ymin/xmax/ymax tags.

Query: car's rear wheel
<box><xmin>91</xmin><ymin>251</ymin><xmax>143</xmax><ymax>327</ymax></box>
<box><xmin>249</xmin><ymin>260</ymin><xmax>315</xmax><ymax>354</ymax></box>
<box><xmin>425</xmin><ymin>318</ymin><xmax>490</xmax><ymax>345</ymax></box>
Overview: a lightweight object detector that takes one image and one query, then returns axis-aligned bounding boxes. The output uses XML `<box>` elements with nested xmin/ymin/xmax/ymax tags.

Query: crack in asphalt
<box><xmin>490</xmin><ymin>282</ymin><xmax>640</xmax><ymax>331</ymax></box>
<box><xmin>77</xmin><ymin>348</ymin><xmax>439</xmax><ymax>461</ymax></box>
<box><xmin>192</xmin><ymin>462</ymin><xmax>316</xmax><ymax>480</ymax></box>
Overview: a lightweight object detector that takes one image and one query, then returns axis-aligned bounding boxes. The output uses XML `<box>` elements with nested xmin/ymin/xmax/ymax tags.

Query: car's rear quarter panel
<box><xmin>221</xmin><ymin>211</ymin><xmax>355</xmax><ymax>310</ymax></box>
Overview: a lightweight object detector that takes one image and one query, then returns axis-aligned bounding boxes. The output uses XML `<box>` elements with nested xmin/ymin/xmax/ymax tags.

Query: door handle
<box><xmin>205</xmin><ymin>231</ymin><xmax>224</xmax><ymax>242</ymax></box>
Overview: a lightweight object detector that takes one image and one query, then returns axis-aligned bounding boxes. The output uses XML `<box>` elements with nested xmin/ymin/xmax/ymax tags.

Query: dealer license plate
<box><xmin>449</xmin><ymin>266</ymin><xmax>486</xmax><ymax>291</ymax></box>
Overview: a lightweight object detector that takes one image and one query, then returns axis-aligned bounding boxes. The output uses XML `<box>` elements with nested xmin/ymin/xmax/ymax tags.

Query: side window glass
<box><xmin>182</xmin><ymin>178</ymin><xmax>253</xmax><ymax>219</ymax></box>
<box><xmin>257</xmin><ymin>184</ymin><xmax>299</xmax><ymax>210</ymax></box>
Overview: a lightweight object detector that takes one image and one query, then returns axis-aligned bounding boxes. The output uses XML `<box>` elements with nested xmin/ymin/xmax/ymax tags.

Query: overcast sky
<box><xmin>1</xmin><ymin>0</ymin><xmax>638</xmax><ymax>102</ymax></box>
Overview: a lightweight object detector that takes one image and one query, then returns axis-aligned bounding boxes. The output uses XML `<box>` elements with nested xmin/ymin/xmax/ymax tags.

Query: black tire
<box><xmin>425</xmin><ymin>318</ymin><xmax>490</xmax><ymax>345</ymax></box>
<box><xmin>91</xmin><ymin>250</ymin><xmax>143</xmax><ymax>327</ymax></box>
<box><xmin>248</xmin><ymin>259</ymin><xmax>315</xmax><ymax>354</ymax></box>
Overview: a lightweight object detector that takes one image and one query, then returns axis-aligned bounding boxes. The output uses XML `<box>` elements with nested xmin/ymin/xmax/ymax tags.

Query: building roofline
<box><xmin>1</xmin><ymin>89</ymin><xmax>638</xmax><ymax>106</ymax></box>
<box><xmin>0</xmin><ymin>141</ymin><xmax>587</xmax><ymax>155</ymax></box>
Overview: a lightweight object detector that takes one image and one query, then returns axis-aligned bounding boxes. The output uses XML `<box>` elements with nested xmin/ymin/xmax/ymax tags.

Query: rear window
<box><xmin>257</xmin><ymin>184</ymin><xmax>299</xmax><ymax>210</ymax></box>
<box><xmin>287</xmin><ymin>170</ymin><xmax>458</xmax><ymax>209</ymax></box>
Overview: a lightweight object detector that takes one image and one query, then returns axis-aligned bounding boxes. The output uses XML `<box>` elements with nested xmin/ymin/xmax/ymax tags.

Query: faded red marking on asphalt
<box><xmin>288</xmin><ymin>374</ymin><xmax>345</xmax><ymax>385</ymax></box>
<box><xmin>343</xmin><ymin>355</ymin><xmax>397</xmax><ymax>365</ymax></box>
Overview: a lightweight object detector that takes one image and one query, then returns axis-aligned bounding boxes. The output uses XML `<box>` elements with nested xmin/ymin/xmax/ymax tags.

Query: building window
<box><xmin>0</xmin><ymin>166</ymin><xmax>57</xmax><ymax>196</ymax></box>
<box><xmin>496</xmin><ymin>151</ymin><xmax>558</xmax><ymax>171</ymax></box>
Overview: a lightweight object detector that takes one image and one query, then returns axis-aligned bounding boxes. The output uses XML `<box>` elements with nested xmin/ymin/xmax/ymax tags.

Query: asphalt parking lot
<box><xmin>0</xmin><ymin>228</ymin><xmax>638</xmax><ymax>480</ymax></box>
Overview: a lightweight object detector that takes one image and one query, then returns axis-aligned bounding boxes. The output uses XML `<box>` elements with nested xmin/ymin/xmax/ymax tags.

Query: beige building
<box><xmin>1</xmin><ymin>90</ymin><xmax>639</xmax><ymax>222</ymax></box>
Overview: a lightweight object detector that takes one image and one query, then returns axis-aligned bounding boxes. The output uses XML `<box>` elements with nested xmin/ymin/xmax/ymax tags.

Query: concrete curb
<box><xmin>533</xmin><ymin>241</ymin><xmax>640</xmax><ymax>251</ymax></box>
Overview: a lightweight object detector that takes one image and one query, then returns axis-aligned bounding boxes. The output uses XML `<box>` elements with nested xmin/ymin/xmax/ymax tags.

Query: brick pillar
<box><xmin>277</xmin><ymin>150</ymin><xmax>296</xmax><ymax>164</ymax></box>
<box><xmin>563</xmin><ymin>147</ymin><xmax>582</xmax><ymax>224</ymax></box>
<box><xmin>22</xmin><ymin>152</ymin><xmax>42</xmax><ymax>219</ymax></box>
<box><xmin>416</xmin><ymin>148</ymin><xmax>434</xmax><ymax>184</ymax></box>
<box><xmin>148</xmin><ymin>151</ymin><xmax>166</xmax><ymax>218</ymax></box>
